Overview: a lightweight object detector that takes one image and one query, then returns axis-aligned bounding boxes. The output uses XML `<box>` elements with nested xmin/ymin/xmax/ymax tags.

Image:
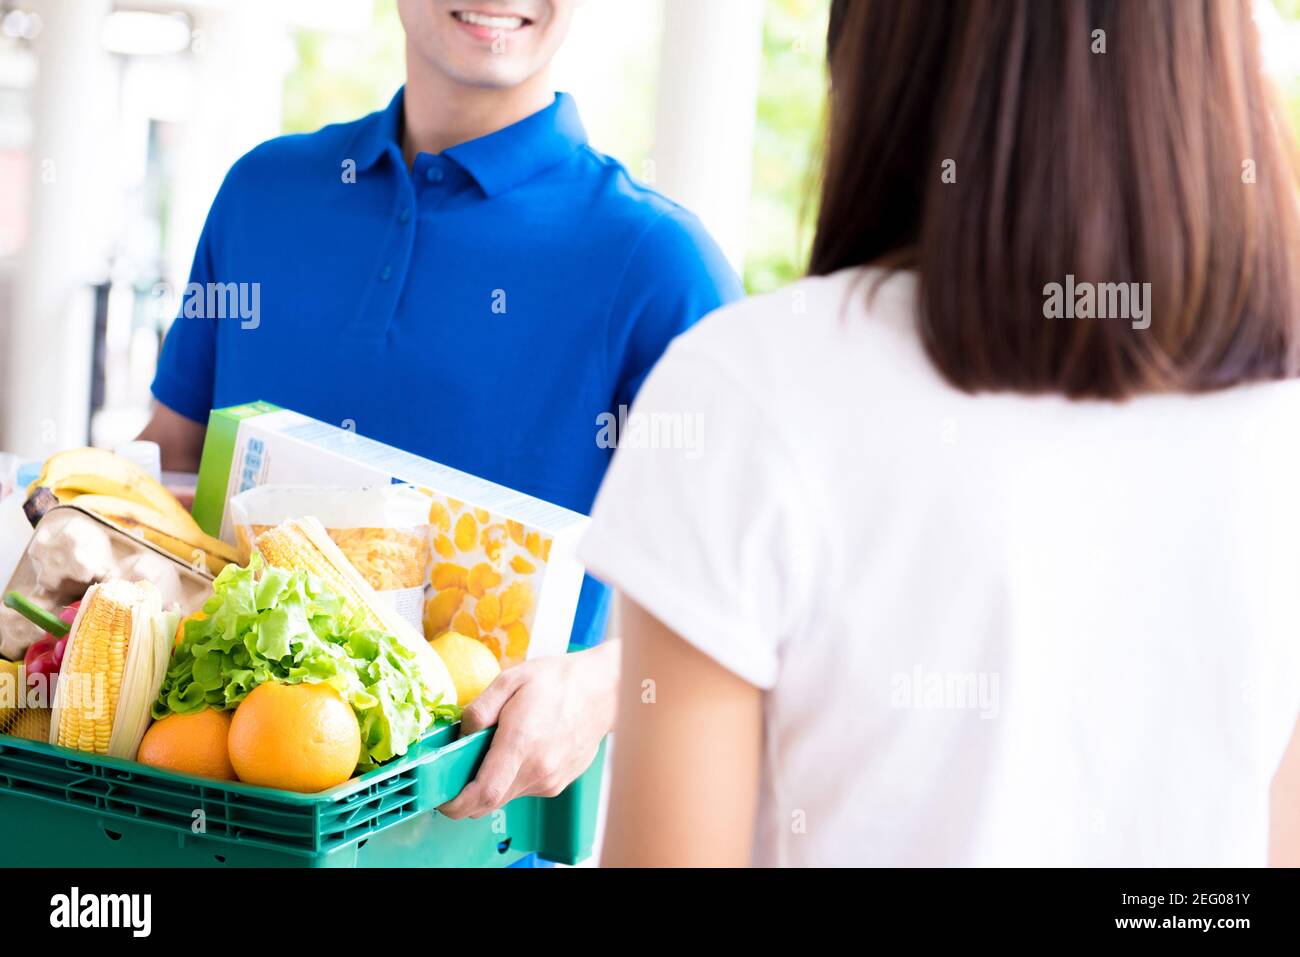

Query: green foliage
<box><xmin>744</xmin><ymin>0</ymin><xmax>829</xmax><ymax>294</ymax></box>
<box><xmin>281</xmin><ymin>4</ymin><xmax>405</xmax><ymax>135</ymax></box>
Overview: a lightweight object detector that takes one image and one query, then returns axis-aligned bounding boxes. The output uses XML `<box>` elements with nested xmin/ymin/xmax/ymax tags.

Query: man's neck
<box><xmin>402</xmin><ymin>46</ymin><xmax>556</xmax><ymax>164</ymax></box>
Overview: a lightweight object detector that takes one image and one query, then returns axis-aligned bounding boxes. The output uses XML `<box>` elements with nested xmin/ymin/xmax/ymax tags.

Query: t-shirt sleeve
<box><xmin>607</xmin><ymin>210</ymin><xmax>744</xmax><ymax>413</ymax></box>
<box><xmin>150</xmin><ymin>182</ymin><xmax>227</xmax><ymax>423</ymax></box>
<box><xmin>580</xmin><ymin>344</ymin><xmax>818</xmax><ymax>690</ymax></box>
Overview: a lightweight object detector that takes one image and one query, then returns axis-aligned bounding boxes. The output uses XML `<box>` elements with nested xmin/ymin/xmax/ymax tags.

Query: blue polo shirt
<box><xmin>152</xmin><ymin>88</ymin><xmax>742</xmax><ymax>649</ymax></box>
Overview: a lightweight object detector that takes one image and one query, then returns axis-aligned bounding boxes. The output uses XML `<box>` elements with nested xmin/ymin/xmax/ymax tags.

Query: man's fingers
<box><xmin>460</xmin><ymin>667</ymin><xmax>523</xmax><ymax>734</ymax></box>
<box><xmin>438</xmin><ymin>738</ymin><xmax>526</xmax><ymax>819</ymax></box>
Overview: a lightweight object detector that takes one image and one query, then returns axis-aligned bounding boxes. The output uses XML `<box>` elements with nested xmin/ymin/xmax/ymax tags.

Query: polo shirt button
<box><xmin>380</xmin><ymin>264</ymin><xmax>392</xmax><ymax>281</ymax></box>
<box><xmin>399</xmin><ymin>208</ymin><xmax>410</xmax><ymax>224</ymax></box>
<box><xmin>426</xmin><ymin>166</ymin><xmax>444</xmax><ymax>184</ymax></box>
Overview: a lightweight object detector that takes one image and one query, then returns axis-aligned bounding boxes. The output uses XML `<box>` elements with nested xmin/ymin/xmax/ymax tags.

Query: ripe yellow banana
<box><xmin>138</xmin><ymin>527</ymin><xmax>230</xmax><ymax>576</ymax></box>
<box><xmin>60</xmin><ymin>493</ymin><xmax>241</xmax><ymax>571</ymax></box>
<box><xmin>31</xmin><ymin>448</ymin><xmax>197</xmax><ymax>539</ymax></box>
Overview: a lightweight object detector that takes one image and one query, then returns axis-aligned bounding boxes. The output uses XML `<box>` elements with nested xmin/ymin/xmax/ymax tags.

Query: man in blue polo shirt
<box><xmin>139</xmin><ymin>0</ymin><xmax>741</xmax><ymax>827</ymax></box>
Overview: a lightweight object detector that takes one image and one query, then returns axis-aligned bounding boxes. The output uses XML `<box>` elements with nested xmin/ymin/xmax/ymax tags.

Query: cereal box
<box><xmin>194</xmin><ymin>402</ymin><xmax>588</xmax><ymax>664</ymax></box>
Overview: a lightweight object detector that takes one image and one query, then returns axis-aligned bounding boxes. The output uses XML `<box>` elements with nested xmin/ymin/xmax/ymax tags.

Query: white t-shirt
<box><xmin>580</xmin><ymin>267</ymin><xmax>1300</xmax><ymax>867</ymax></box>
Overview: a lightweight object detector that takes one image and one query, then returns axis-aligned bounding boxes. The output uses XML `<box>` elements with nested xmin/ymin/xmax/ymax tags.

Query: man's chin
<box><xmin>437</xmin><ymin>56</ymin><xmax>541</xmax><ymax>91</ymax></box>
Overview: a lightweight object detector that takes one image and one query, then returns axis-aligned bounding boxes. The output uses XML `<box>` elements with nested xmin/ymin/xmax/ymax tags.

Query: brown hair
<box><xmin>810</xmin><ymin>0</ymin><xmax>1300</xmax><ymax>399</ymax></box>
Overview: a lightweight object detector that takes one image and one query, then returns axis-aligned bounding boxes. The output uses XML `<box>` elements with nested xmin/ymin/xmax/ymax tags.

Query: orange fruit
<box><xmin>174</xmin><ymin>610</ymin><xmax>206</xmax><ymax>648</ymax></box>
<box><xmin>138</xmin><ymin>708</ymin><xmax>236</xmax><ymax>781</ymax></box>
<box><xmin>227</xmin><ymin>682</ymin><xmax>360</xmax><ymax>792</ymax></box>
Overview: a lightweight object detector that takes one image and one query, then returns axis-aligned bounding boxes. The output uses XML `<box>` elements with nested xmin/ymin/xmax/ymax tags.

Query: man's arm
<box><xmin>137</xmin><ymin>403</ymin><xmax>206</xmax><ymax>473</ymax></box>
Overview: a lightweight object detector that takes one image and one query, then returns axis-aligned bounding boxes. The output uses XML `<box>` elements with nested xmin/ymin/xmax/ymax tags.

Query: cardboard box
<box><xmin>194</xmin><ymin>402</ymin><xmax>588</xmax><ymax>665</ymax></box>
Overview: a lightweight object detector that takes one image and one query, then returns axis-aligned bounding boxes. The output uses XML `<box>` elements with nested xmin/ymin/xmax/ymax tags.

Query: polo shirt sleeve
<box><xmin>607</xmin><ymin>209</ymin><xmax>744</xmax><ymax>412</ymax></box>
<box><xmin>150</xmin><ymin>182</ymin><xmax>227</xmax><ymax>423</ymax></box>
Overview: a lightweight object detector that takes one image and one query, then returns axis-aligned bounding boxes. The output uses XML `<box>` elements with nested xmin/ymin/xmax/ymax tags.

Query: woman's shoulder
<box><xmin>665</xmin><ymin>266</ymin><xmax>927</xmax><ymax>394</ymax></box>
<box><xmin>688</xmin><ymin>265</ymin><xmax>912</xmax><ymax>333</ymax></box>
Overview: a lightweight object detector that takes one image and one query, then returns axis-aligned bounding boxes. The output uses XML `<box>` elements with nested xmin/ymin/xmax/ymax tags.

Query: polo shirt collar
<box><xmin>445</xmin><ymin>91</ymin><xmax>587</xmax><ymax>197</ymax></box>
<box><xmin>350</xmin><ymin>87</ymin><xmax>588</xmax><ymax>197</ymax></box>
<box><xmin>351</xmin><ymin>88</ymin><xmax>405</xmax><ymax>172</ymax></box>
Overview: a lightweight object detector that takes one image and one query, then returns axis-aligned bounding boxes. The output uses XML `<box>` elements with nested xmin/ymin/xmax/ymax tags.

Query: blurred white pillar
<box><xmin>1</xmin><ymin>0</ymin><xmax>114</xmax><ymax>459</ymax></box>
<box><xmin>168</xmin><ymin>1</ymin><xmax>289</xmax><ymax>298</ymax></box>
<box><xmin>651</xmin><ymin>0</ymin><xmax>765</xmax><ymax>273</ymax></box>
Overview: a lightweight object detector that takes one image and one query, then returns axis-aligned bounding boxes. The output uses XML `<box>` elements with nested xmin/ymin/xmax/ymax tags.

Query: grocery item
<box><xmin>173</xmin><ymin>609</ymin><xmax>204</xmax><ymax>648</ymax></box>
<box><xmin>8</xmin><ymin>597</ymin><xmax>77</xmax><ymax>699</ymax></box>
<box><xmin>0</xmin><ymin>506</ymin><xmax>211</xmax><ymax>661</ymax></box>
<box><xmin>192</xmin><ymin>402</ymin><xmax>588</xmax><ymax>666</ymax></box>
<box><xmin>0</xmin><ymin>659</ymin><xmax>20</xmax><ymax>727</ymax></box>
<box><xmin>26</xmin><ymin>447</ymin><xmax>244</xmax><ymax>575</ymax></box>
<box><xmin>155</xmin><ymin>556</ymin><xmax>456</xmax><ymax>767</ymax></box>
<box><xmin>227</xmin><ymin>682</ymin><xmax>361</xmax><ymax>792</ymax></box>
<box><xmin>3</xmin><ymin>706</ymin><xmax>50</xmax><ymax>742</ymax></box>
<box><xmin>229</xmin><ymin>484</ymin><xmax>432</xmax><ymax>634</ymax></box>
<box><xmin>3</xmin><ymin>591</ymin><xmax>70</xmax><ymax>638</ymax></box>
<box><xmin>137</xmin><ymin>709</ymin><xmax>236</xmax><ymax>781</ymax></box>
<box><xmin>49</xmin><ymin>580</ymin><xmax>177</xmax><ymax>759</ymax></box>
<box><xmin>25</xmin><ymin>505</ymin><xmax>115</xmax><ymax>598</ymax></box>
<box><xmin>430</xmin><ymin>631</ymin><xmax>502</xmax><ymax>706</ymax></box>
<box><xmin>251</xmin><ymin>516</ymin><xmax>456</xmax><ymax>707</ymax></box>
<box><xmin>31</xmin><ymin>447</ymin><xmax>191</xmax><ymax>534</ymax></box>
<box><xmin>423</xmin><ymin>499</ymin><xmax>549</xmax><ymax>667</ymax></box>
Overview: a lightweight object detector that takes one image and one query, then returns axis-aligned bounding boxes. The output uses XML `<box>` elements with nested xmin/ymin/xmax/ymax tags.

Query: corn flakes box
<box><xmin>193</xmin><ymin>402</ymin><xmax>588</xmax><ymax>664</ymax></box>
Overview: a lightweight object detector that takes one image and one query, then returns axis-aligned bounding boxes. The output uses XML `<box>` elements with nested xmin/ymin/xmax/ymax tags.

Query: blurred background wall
<box><xmin>0</xmin><ymin>0</ymin><xmax>1296</xmax><ymax>461</ymax></box>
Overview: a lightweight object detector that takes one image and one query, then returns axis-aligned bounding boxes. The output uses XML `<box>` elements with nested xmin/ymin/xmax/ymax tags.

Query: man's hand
<box><xmin>438</xmin><ymin>639</ymin><xmax>620</xmax><ymax>819</ymax></box>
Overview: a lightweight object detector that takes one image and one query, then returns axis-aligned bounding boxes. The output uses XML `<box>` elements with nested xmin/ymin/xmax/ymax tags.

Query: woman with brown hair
<box><xmin>581</xmin><ymin>0</ymin><xmax>1300</xmax><ymax>866</ymax></box>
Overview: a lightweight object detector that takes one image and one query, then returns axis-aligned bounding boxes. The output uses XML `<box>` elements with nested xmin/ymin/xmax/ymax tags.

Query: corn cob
<box><xmin>49</xmin><ymin>580</ymin><xmax>173</xmax><ymax>759</ymax></box>
<box><xmin>254</xmin><ymin>518</ymin><xmax>457</xmax><ymax>707</ymax></box>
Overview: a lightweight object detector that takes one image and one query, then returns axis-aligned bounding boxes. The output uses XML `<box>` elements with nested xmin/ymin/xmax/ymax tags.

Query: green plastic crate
<box><xmin>0</xmin><ymin>722</ymin><xmax>605</xmax><ymax>867</ymax></box>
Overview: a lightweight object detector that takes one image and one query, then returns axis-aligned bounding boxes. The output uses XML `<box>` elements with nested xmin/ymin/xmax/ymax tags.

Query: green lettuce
<box><xmin>152</xmin><ymin>555</ymin><xmax>458</xmax><ymax>768</ymax></box>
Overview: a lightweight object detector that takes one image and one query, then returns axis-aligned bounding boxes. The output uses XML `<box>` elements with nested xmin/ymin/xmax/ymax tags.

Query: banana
<box><xmin>31</xmin><ymin>448</ymin><xmax>197</xmax><ymax>539</ymax></box>
<box><xmin>57</xmin><ymin>493</ymin><xmax>242</xmax><ymax>571</ymax></box>
<box><xmin>47</xmin><ymin>471</ymin><xmax>195</xmax><ymax>524</ymax></box>
<box><xmin>31</xmin><ymin>448</ymin><xmax>248</xmax><ymax>577</ymax></box>
<box><xmin>138</xmin><ymin>527</ymin><xmax>230</xmax><ymax>577</ymax></box>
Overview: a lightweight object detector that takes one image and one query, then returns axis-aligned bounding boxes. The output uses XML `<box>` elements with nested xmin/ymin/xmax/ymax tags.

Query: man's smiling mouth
<box><xmin>451</xmin><ymin>10</ymin><xmax>533</xmax><ymax>32</ymax></box>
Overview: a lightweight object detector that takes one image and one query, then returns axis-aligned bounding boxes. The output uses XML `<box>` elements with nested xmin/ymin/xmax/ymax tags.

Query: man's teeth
<box><xmin>454</xmin><ymin>11</ymin><xmax>527</xmax><ymax>30</ymax></box>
